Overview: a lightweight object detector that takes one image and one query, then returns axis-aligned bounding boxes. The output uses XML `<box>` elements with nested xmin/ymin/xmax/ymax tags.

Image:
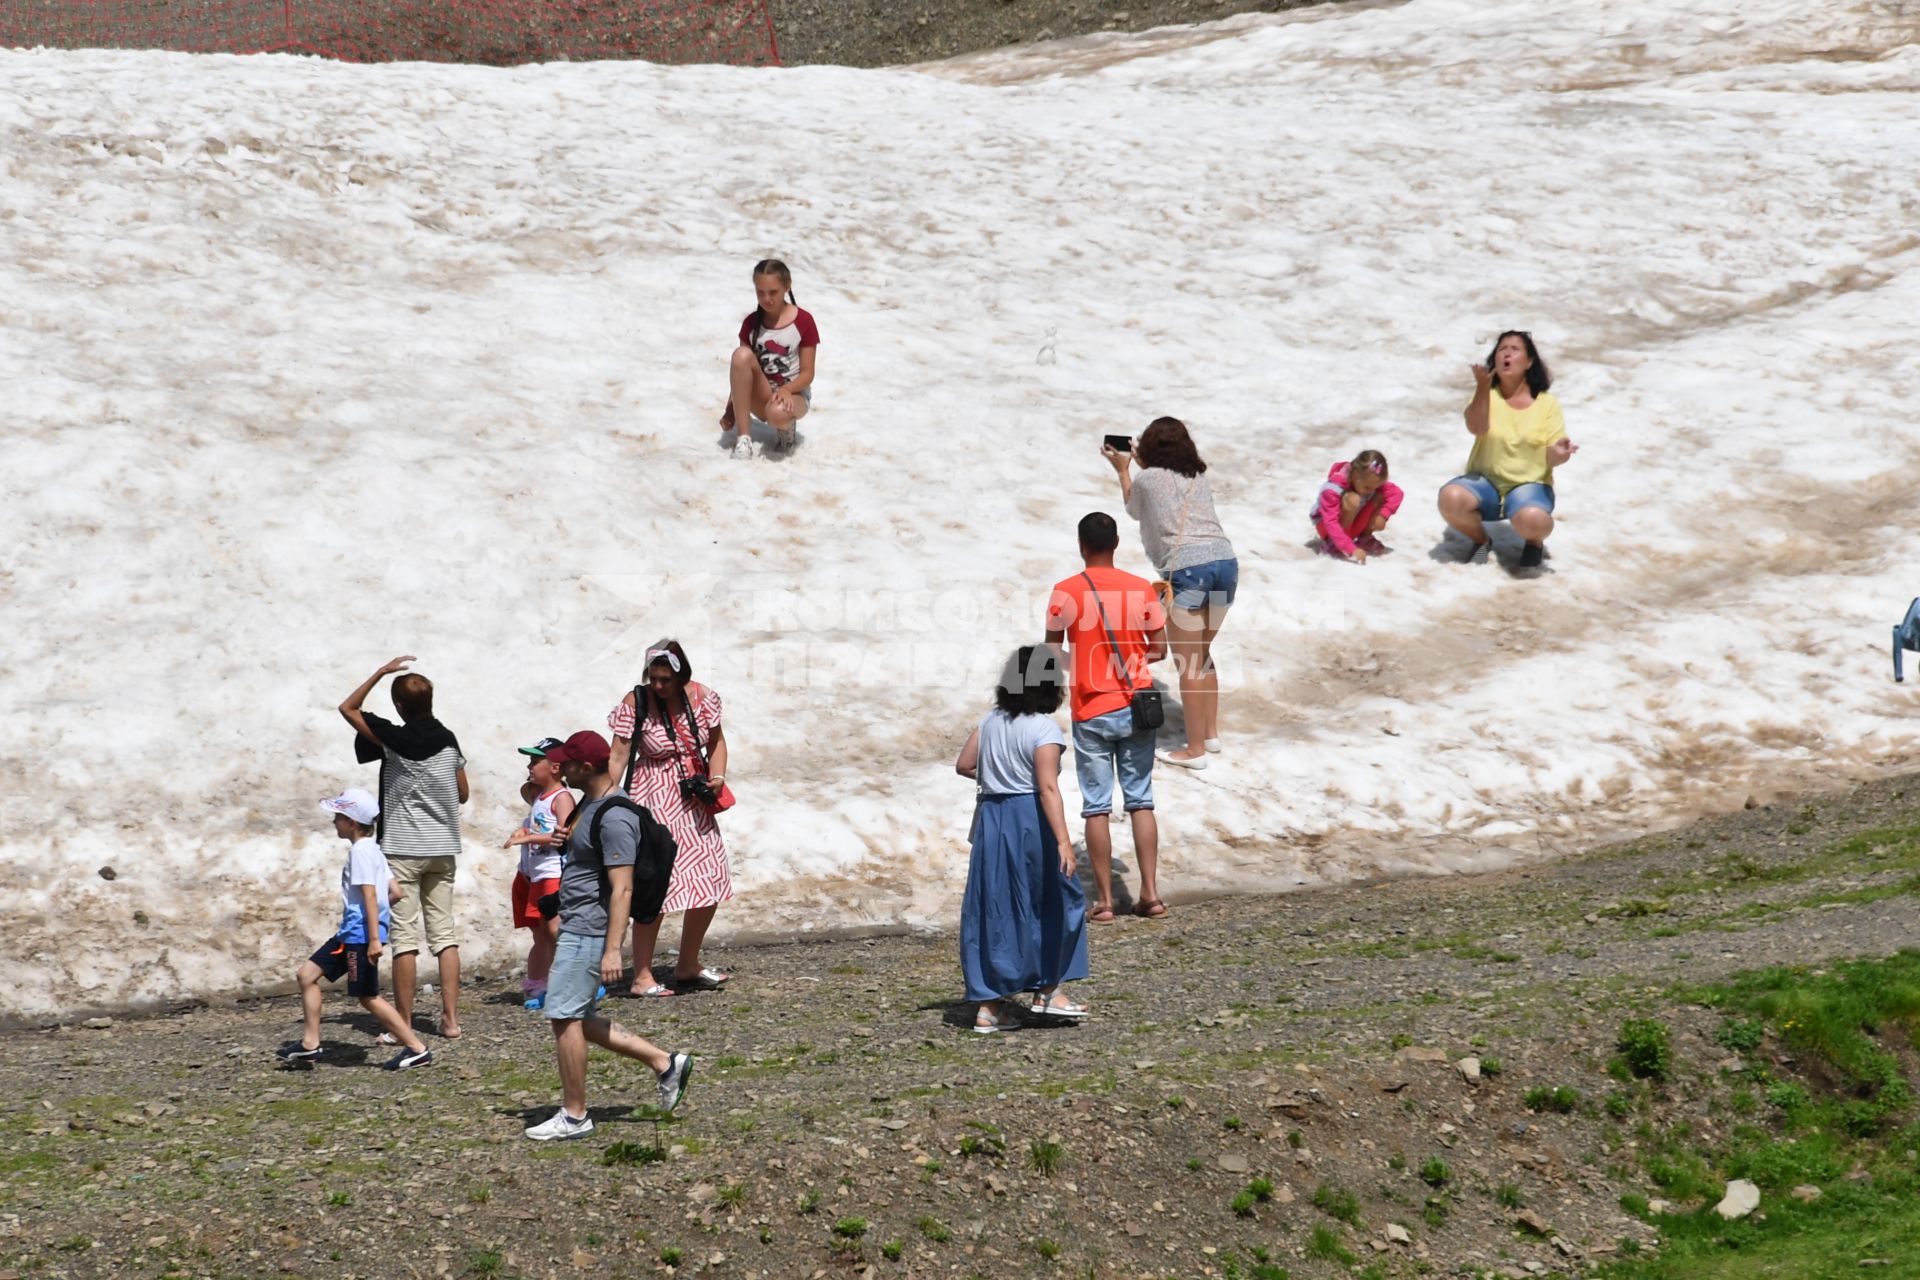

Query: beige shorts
<box><xmin>387</xmin><ymin>855</ymin><xmax>458</xmax><ymax>956</ymax></box>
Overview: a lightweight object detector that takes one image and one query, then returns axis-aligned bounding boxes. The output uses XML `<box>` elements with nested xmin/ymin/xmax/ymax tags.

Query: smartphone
<box><xmin>1103</xmin><ymin>434</ymin><xmax>1133</xmax><ymax>453</ymax></box>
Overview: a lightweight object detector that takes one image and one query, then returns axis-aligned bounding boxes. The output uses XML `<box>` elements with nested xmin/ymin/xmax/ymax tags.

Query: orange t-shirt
<box><xmin>1046</xmin><ymin>566</ymin><xmax>1166</xmax><ymax>723</ymax></box>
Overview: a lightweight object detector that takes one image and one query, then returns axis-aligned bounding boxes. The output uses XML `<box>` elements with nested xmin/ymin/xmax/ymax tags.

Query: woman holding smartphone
<box><xmin>1102</xmin><ymin>417</ymin><xmax>1237</xmax><ymax>769</ymax></box>
<box><xmin>720</xmin><ymin>258</ymin><xmax>819</xmax><ymax>454</ymax></box>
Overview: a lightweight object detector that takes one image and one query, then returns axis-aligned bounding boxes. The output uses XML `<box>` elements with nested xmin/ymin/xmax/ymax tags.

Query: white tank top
<box><xmin>518</xmin><ymin>788</ymin><xmax>568</xmax><ymax>881</ymax></box>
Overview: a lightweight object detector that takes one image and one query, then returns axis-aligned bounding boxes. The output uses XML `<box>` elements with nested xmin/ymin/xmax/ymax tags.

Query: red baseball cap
<box><xmin>544</xmin><ymin>730</ymin><xmax>610</xmax><ymax>768</ymax></box>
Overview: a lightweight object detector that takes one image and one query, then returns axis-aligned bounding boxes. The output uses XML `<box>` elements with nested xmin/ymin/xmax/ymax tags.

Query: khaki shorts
<box><xmin>387</xmin><ymin>856</ymin><xmax>458</xmax><ymax>956</ymax></box>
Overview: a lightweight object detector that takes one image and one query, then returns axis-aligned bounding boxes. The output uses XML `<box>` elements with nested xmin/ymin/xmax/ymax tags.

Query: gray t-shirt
<box><xmin>974</xmin><ymin>709</ymin><xmax>1067</xmax><ymax>796</ymax></box>
<box><xmin>1125</xmin><ymin>467</ymin><xmax>1234</xmax><ymax>575</ymax></box>
<box><xmin>555</xmin><ymin>794</ymin><xmax>640</xmax><ymax>939</ymax></box>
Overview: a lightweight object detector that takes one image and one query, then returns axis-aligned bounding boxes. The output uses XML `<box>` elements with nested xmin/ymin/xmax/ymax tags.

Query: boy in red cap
<box><xmin>524</xmin><ymin>732</ymin><xmax>692</xmax><ymax>1141</ymax></box>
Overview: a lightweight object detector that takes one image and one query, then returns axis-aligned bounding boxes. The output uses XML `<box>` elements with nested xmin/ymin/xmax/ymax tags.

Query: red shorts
<box><xmin>512</xmin><ymin>873</ymin><xmax>562</xmax><ymax>929</ymax></box>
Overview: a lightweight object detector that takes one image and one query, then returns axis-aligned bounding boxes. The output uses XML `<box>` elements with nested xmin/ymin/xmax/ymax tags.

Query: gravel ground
<box><xmin>2</xmin><ymin>1</ymin><xmax>1344</xmax><ymax>67</ymax></box>
<box><xmin>769</xmin><ymin>0</ymin><xmax>1337</xmax><ymax>68</ymax></box>
<box><xmin>5</xmin><ymin>773</ymin><xmax>1919</xmax><ymax>1278</ymax></box>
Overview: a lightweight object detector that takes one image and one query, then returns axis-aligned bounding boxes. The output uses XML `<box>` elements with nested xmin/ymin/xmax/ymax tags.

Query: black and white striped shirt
<box><xmin>354</xmin><ymin>715</ymin><xmax>465</xmax><ymax>861</ymax></box>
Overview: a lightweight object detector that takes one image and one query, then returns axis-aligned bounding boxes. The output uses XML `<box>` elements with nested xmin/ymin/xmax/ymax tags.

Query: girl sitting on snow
<box><xmin>720</xmin><ymin>257</ymin><xmax>818</xmax><ymax>455</ymax></box>
<box><xmin>1311</xmin><ymin>449</ymin><xmax>1402</xmax><ymax>564</ymax></box>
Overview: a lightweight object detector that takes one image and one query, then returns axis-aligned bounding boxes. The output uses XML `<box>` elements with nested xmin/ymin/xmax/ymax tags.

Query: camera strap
<box><xmin>655</xmin><ymin>688</ymin><xmax>709</xmax><ymax>783</ymax></box>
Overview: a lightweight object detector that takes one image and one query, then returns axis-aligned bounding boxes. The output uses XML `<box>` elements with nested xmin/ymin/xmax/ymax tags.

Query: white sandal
<box><xmin>1030</xmin><ymin>992</ymin><xmax>1090</xmax><ymax>1020</ymax></box>
<box><xmin>972</xmin><ymin>1004</ymin><xmax>1011</xmax><ymax>1035</ymax></box>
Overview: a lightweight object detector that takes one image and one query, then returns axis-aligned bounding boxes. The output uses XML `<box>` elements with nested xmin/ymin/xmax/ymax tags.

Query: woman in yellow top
<box><xmin>1439</xmin><ymin>331</ymin><xmax>1580</xmax><ymax>569</ymax></box>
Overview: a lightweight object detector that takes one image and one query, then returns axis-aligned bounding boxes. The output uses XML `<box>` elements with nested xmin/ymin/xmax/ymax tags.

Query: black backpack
<box><xmin>588</xmin><ymin>797</ymin><xmax>679</xmax><ymax>925</ymax></box>
<box><xmin>539</xmin><ymin>796</ymin><xmax>678</xmax><ymax>925</ymax></box>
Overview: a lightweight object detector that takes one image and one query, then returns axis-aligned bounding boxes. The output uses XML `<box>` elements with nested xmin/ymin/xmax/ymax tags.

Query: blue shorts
<box><xmin>1071</xmin><ymin>707</ymin><xmax>1156</xmax><ymax>819</ymax></box>
<box><xmin>1166</xmin><ymin>557</ymin><xmax>1239</xmax><ymax>611</ymax></box>
<box><xmin>1446</xmin><ymin>474</ymin><xmax>1554</xmax><ymax>522</ymax></box>
<box><xmin>544</xmin><ymin>931</ymin><xmax>606</xmax><ymax>1021</ymax></box>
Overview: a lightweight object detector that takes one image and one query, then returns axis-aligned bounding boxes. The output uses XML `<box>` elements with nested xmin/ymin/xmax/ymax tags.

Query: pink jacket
<box><xmin>1311</xmin><ymin>461</ymin><xmax>1404</xmax><ymax>557</ymax></box>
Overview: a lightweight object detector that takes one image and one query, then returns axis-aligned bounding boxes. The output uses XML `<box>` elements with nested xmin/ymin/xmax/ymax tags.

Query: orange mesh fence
<box><xmin>0</xmin><ymin>1</ymin><xmax>780</xmax><ymax>66</ymax></box>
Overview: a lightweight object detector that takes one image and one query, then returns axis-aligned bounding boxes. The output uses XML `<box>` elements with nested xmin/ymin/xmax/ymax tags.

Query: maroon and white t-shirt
<box><xmin>738</xmin><ymin>307</ymin><xmax>820</xmax><ymax>387</ymax></box>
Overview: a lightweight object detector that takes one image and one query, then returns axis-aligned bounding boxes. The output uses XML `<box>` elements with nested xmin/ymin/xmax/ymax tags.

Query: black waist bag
<box><xmin>1082</xmin><ymin>572</ymin><xmax>1164</xmax><ymax>734</ymax></box>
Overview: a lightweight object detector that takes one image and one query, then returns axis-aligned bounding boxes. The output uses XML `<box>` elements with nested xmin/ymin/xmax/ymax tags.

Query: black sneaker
<box><xmin>1518</xmin><ymin>542</ymin><xmax>1545</xmax><ymax>569</ymax></box>
<box><xmin>656</xmin><ymin>1052</ymin><xmax>693</xmax><ymax>1113</ymax></box>
<box><xmin>384</xmin><ymin>1047</ymin><xmax>434</xmax><ymax>1071</ymax></box>
<box><xmin>275</xmin><ymin>1044</ymin><xmax>322</xmax><ymax>1062</ymax></box>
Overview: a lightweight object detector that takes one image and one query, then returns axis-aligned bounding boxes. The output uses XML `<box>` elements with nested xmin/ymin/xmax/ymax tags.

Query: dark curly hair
<box><xmin>994</xmin><ymin>645</ymin><xmax>1065</xmax><ymax>718</ymax></box>
<box><xmin>1135</xmin><ymin>416</ymin><xmax>1206</xmax><ymax>477</ymax></box>
<box><xmin>1486</xmin><ymin>330</ymin><xmax>1552</xmax><ymax>396</ymax></box>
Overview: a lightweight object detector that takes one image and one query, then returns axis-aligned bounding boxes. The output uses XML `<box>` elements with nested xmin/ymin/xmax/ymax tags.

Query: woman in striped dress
<box><xmin>607</xmin><ymin>640</ymin><xmax>734</xmax><ymax>997</ymax></box>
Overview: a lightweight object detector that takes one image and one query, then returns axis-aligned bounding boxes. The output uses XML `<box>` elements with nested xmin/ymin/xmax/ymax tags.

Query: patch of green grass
<box><xmin>917</xmin><ymin>1215</ymin><xmax>952</xmax><ymax>1243</ymax></box>
<box><xmin>716</xmin><ymin>1182</ymin><xmax>747</xmax><ymax>1209</ymax></box>
<box><xmin>1617</xmin><ymin>1018</ymin><xmax>1674</xmax><ymax>1082</ymax></box>
<box><xmin>1387</xmin><ymin>1152</ymin><xmax>1405</xmax><ymax>1171</ymax></box>
<box><xmin>658</xmin><ymin>1246</ymin><xmax>683</xmax><ymax>1267</ymax></box>
<box><xmin>1691</xmin><ymin>951</ymin><xmax>1920</xmax><ymax>1135</ymax></box>
<box><xmin>602</xmin><ymin>1140</ymin><xmax>665</xmax><ymax>1167</ymax></box>
<box><xmin>1524</xmin><ymin>1085</ymin><xmax>1580</xmax><ymax>1114</ymax></box>
<box><xmin>1423</xmin><ymin>1193</ymin><xmax>1451</xmax><ymax>1228</ymax></box>
<box><xmin>1495</xmin><ymin>1181</ymin><xmax>1524</xmax><ymax>1208</ymax></box>
<box><xmin>1028</xmin><ymin>1138</ymin><xmax>1064</xmax><ymax>1177</ymax></box>
<box><xmin>1605</xmin><ymin>1090</ymin><xmax>1634</xmax><ymax>1120</ymax></box>
<box><xmin>1231</xmin><ymin>1190</ymin><xmax>1257</xmax><ymax>1217</ymax></box>
<box><xmin>832</xmin><ymin>1218</ymin><xmax>867</xmax><ymax>1240</ymax></box>
<box><xmin>464</xmin><ymin>1247</ymin><xmax>504</xmax><ymax>1276</ymax></box>
<box><xmin>1418</xmin><ymin>1156</ymin><xmax>1451</xmax><ymax>1188</ymax></box>
<box><xmin>881</xmin><ymin>1240</ymin><xmax>903</xmax><ymax>1261</ymax></box>
<box><xmin>797</xmin><ymin>1189</ymin><xmax>820</xmax><ymax>1215</ymax></box>
<box><xmin>1481</xmin><ymin>1056</ymin><xmax>1504</xmax><ymax>1077</ymax></box>
<box><xmin>1306</xmin><ymin>1224</ymin><xmax>1356</xmax><ymax>1265</ymax></box>
<box><xmin>1312</xmin><ymin>1180</ymin><xmax>1361</xmax><ymax>1226</ymax></box>
<box><xmin>326</xmin><ymin>1190</ymin><xmax>351</xmax><ymax>1207</ymax></box>
<box><xmin>1247</xmin><ymin>1176</ymin><xmax>1275</xmax><ymax>1202</ymax></box>
<box><xmin>1032</xmin><ymin>1238</ymin><xmax>1061</xmax><ymax>1261</ymax></box>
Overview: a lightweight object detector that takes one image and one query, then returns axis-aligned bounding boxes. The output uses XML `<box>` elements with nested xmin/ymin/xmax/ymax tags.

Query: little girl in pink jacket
<box><xmin>1311</xmin><ymin>450</ymin><xmax>1403</xmax><ymax>564</ymax></box>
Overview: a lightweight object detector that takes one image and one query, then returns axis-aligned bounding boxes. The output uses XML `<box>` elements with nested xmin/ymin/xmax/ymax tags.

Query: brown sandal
<box><xmin>1133</xmin><ymin>899</ymin><xmax>1169</xmax><ymax>919</ymax></box>
<box><xmin>1089</xmin><ymin>905</ymin><xmax>1117</xmax><ymax>924</ymax></box>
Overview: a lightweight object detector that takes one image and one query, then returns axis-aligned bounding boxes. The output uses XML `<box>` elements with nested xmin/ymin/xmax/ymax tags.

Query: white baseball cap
<box><xmin>320</xmin><ymin>788</ymin><xmax>380</xmax><ymax>826</ymax></box>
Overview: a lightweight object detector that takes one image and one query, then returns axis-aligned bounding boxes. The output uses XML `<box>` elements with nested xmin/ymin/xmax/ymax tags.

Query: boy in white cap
<box><xmin>278</xmin><ymin>788</ymin><xmax>434</xmax><ymax>1069</ymax></box>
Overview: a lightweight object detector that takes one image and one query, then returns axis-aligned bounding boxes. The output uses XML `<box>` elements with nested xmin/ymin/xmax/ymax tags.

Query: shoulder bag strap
<box><xmin>1080</xmin><ymin>572</ymin><xmax>1138</xmax><ymax>691</ymax></box>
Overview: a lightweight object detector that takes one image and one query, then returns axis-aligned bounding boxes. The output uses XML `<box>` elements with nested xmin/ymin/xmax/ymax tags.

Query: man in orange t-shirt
<box><xmin>1044</xmin><ymin>512</ymin><xmax>1169</xmax><ymax>924</ymax></box>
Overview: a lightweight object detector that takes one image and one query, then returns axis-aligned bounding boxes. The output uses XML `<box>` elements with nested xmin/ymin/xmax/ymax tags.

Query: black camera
<box><xmin>680</xmin><ymin>776</ymin><xmax>718</xmax><ymax>806</ymax></box>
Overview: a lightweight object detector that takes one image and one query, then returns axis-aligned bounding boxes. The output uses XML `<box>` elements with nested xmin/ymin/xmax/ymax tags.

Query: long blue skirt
<box><xmin>960</xmin><ymin>793</ymin><xmax>1089</xmax><ymax>1003</ymax></box>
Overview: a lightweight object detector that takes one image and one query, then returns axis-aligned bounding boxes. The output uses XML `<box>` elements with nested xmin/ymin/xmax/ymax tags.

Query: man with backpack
<box><xmin>525</xmin><ymin>730</ymin><xmax>692</xmax><ymax>1141</ymax></box>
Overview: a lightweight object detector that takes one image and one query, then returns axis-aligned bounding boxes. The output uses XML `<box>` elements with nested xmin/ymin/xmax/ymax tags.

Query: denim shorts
<box><xmin>1166</xmin><ymin>557</ymin><xmax>1239</xmax><ymax>611</ymax></box>
<box><xmin>1446</xmin><ymin>474</ymin><xmax>1555</xmax><ymax>522</ymax></box>
<box><xmin>1071</xmin><ymin>707</ymin><xmax>1156</xmax><ymax>818</ymax></box>
<box><xmin>544</xmin><ymin>931</ymin><xmax>606</xmax><ymax>1021</ymax></box>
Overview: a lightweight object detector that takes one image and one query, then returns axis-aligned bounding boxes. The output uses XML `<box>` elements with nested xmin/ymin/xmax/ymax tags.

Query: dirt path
<box><xmin>6</xmin><ymin>771</ymin><xmax>1918</xmax><ymax>1278</ymax></box>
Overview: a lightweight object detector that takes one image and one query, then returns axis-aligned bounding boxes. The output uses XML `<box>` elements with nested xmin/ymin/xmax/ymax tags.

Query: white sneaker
<box><xmin>524</xmin><ymin>1108</ymin><xmax>594</xmax><ymax>1141</ymax></box>
<box><xmin>656</xmin><ymin>1052</ymin><xmax>694</xmax><ymax>1113</ymax></box>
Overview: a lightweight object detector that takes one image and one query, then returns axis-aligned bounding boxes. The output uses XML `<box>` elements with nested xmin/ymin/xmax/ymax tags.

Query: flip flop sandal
<box><xmin>1089</xmin><ymin>906</ymin><xmax>1117</xmax><ymax>924</ymax></box>
<box><xmin>674</xmin><ymin>969</ymin><xmax>731</xmax><ymax>991</ymax></box>
<box><xmin>1134</xmin><ymin>899</ymin><xmax>1170</xmax><ymax>919</ymax></box>
<box><xmin>633</xmin><ymin>984</ymin><xmax>675</xmax><ymax>998</ymax></box>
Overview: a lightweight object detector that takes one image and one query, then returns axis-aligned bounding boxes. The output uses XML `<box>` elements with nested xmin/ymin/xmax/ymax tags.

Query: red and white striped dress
<box><xmin>609</xmin><ymin>687</ymin><xmax>733</xmax><ymax>913</ymax></box>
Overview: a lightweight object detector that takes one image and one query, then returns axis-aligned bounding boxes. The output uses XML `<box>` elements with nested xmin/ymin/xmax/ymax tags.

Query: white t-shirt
<box><xmin>517</xmin><ymin>788</ymin><xmax>568</xmax><ymax>882</ymax></box>
<box><xmin>974</xmin><ymin>709</ymin><xmax>1067</xmax><ymax>796</ymax></box>
<box><xmin>338</xmin><ymin>837</ymin><xmax>392</xmax><ymax>945</ymax></box>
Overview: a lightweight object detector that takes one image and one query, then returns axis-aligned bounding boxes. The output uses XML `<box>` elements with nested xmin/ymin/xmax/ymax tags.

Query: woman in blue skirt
<box><xmin>953</xmin><ymin>645</ymin><xmax>1090</xmax><ymax>1034</ymax></box>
